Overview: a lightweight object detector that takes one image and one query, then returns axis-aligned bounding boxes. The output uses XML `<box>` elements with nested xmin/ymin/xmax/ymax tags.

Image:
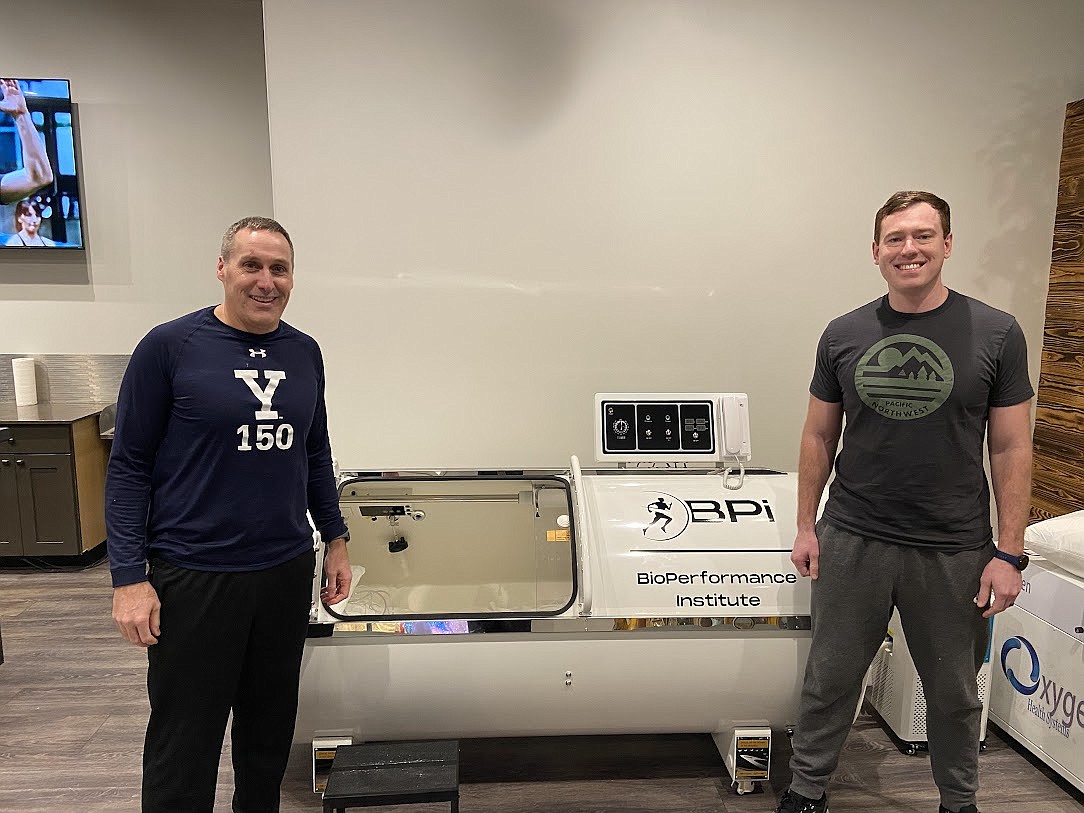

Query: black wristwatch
<box><xmin>992</xmin><ymin>550</ymin><xmax>1030</xmax><ymax>571</ymax></box>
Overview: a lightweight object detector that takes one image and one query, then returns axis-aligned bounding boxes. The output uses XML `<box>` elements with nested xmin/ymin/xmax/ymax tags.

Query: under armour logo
<box><xmin>249</xmin><ymin>348</ymin><xmax>267</xmax><ymax>358</ymax></box>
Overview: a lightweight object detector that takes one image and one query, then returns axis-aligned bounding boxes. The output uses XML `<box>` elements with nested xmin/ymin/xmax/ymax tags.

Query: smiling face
<box><xmin>215</xmin><ymin>228</ymin><xmax>294</xmax><ymax>334</ymax></box>
<box><xmin>17</xmin><ymin>203</ymin><xmax>41</xmax><ymax>236</ymax></box>
<box><xmin>873</xmin><ymin>202</ymin><xmax>952</xmax><ymax>299</ymax></box>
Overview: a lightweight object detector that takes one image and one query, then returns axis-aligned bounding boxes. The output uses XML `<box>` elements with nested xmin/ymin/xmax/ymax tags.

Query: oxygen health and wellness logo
<box><xmin>1000</xmin><ymin>636</ymin><xmax>1040</xmax><ymax>694</ymax></box>
<box><xmin>1000</xmin><ymin>635</ymin><xmax>1084</xmax><ymax>739</ymax></box>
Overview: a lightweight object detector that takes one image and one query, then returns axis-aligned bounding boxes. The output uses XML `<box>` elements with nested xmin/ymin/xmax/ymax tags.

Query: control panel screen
<box><xmin>601</xmin><ymin>399</ymin><xmax>715</xmax><ymax>455</ymax></box>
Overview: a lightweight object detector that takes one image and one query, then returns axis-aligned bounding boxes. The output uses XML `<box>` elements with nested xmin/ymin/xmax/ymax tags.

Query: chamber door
<box><xmin>324</xmin><ymin>475</ymin><xmax>577</xmax><ymax>626</ymax></box>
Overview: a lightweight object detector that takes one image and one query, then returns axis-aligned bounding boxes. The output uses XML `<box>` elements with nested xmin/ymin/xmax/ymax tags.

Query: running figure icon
<box><xmin>644</xmin><ymin>497</ymin><xmax>673</xmax><ymax>535</ymax></box>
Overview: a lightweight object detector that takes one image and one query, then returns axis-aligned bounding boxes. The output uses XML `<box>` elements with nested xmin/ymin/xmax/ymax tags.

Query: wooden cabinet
<box><xmin>0</xmin><ymin>414</ymin><xmax>108</xmax><ymax>558</ymax></box>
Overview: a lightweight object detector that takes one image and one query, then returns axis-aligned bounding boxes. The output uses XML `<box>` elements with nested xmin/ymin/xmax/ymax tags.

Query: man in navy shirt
<box><xmin>107</xmin><ymin>216</ymin><xmax>352</xmax><ymax>812</ymax></box>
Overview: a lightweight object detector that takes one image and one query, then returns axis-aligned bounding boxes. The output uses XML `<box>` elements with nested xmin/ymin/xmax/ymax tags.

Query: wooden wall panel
<box><xmin>1031</xmin><ymin>99</ymin><xmax>1084</xmax><ymax>521</ymax></box>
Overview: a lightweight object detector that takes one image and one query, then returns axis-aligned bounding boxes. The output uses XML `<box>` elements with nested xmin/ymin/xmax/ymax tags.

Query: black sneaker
<box><xmin>775</xmin><ymin>789</ymin><xmax>829</xmax><ymax>812</ymax></box>
<box><xmin>939</xmin><ymin>806</ymin><xmax>979</xmax><ymax>813</ymax></box>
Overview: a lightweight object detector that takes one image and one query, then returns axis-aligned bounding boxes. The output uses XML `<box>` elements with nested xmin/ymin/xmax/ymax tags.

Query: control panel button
<box><xmin>602</xmin><ymin>403</ymin><xmax>637</xmax><ymax>451</ymax></box>
<box><xmin>637</xmin><ymin>403</ymin><xmax>680</xmax><ymax>450</ymax></box>
<box><xmin>679</xmin><ymin>403</ymin><xmax>714</xmax><ymax>451</ymax></box>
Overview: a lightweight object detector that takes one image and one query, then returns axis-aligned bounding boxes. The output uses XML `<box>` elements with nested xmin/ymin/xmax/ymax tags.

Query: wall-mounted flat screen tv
<box><xmin>0</xmin><ymin>77</ymin><xmax>83</xmax><ymax>250</ymax></box>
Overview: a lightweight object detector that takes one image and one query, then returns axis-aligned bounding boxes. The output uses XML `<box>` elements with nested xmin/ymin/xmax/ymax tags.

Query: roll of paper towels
<box><xmin>12</xmin><ymin>357</ymin><xmax>38</xmax><ymax>406</ymax></box>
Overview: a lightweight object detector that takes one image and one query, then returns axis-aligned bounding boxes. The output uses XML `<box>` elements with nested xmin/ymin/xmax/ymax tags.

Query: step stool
<box><xmin>322</xmin><ymin>739</ymin><xmax>460</xmax><ymax>812</ymax></box>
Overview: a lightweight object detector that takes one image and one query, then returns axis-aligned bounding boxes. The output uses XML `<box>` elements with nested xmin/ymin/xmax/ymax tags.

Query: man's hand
<box><xmin>974</xmin><ymin>558</ymin><xmax>1022</xmax><ymax>619</ymax></box>
<box><xmin>320</xmin><ymin>537</ymin><xmax>352</xmax><ymax>606</ymax></box>
<box><xmin>0</xmin><ymin>79</ymin><xmax>30</xmax><ymax>118</ymax></box>
<box><xmin>112</xmin><ymin>582</ymin><xmax>162</xmax><ymax>647</ymax></box>
<box><xmin>791</xmin><ymin>527</ymin><xmax>821</xmax><ymax>579</ymax></box>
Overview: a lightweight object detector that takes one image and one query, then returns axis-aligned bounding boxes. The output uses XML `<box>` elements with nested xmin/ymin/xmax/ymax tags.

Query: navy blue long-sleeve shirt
<box><xmin>106</xmin><ymin>307</ymin><xmax>348</xmax><ymax>588</ymax></box>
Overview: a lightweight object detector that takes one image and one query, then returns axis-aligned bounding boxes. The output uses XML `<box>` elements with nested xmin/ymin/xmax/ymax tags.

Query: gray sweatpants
<box><xmin>788</xmin><ymin>520</ymin><xmax>993</xmax><ymax>811</ymax></box>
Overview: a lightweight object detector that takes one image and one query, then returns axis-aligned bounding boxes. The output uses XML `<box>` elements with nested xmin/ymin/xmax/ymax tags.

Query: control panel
<box><xmin>594</xmin><ymin>393</ymin><xmax>751</xmax><ymax>463</ymax></box>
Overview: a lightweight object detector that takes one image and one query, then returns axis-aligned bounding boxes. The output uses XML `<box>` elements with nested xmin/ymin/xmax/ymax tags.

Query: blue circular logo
<box><xmin>1000</xmin><ymin>636</ymin><xmax>1040</xmax><ymax>695</ymax></box>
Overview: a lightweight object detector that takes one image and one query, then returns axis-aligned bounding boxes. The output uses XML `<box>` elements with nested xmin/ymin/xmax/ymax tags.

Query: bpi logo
<box><xmin>1000</xmin><ymin>636</ymin><xmax>1040</xmax><ymax>695</ymax></box>
<box><xmin>641</xmin><ymin>492</ymin><xmax>775</xmax><ymax>541</ymax></box>
<box><xmin>642</xmin><ymin>493</ymin><xmax>690</xmax><ymax>540</ymax></box>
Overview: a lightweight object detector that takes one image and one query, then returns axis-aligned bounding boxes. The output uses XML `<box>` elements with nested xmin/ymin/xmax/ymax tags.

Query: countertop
<box><xmin>0</xmin><ymin>401</ymin><xmax>115</xmax><ymax>424</ymax></box>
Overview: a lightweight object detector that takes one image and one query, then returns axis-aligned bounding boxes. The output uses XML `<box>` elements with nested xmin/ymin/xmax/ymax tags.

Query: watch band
<box><xmin>992</xmin><ymin>549</ymin><xmax>1028</xmax><ymax>570</ymax></box>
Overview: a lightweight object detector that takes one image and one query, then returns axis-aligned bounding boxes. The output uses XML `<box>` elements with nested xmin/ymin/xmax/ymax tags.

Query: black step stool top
<box><xmin>323</xmin><ymin>739</ymin><xmax>460</xmax><ymax>812</ymax></box>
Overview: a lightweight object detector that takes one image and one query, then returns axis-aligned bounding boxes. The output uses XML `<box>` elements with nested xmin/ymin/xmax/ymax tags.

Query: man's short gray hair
<box><xmin>220</xmin><ymin>216</ymin><xmax>294</xmax><ymax>261</ymax></box>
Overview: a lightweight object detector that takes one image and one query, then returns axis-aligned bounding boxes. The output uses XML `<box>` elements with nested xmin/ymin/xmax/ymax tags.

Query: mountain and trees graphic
<box><xmin>855</xmin><ymin>336</ymin><xmax>954</xmax><ymax>418</ymax></box>
<box><xmin>864</xmin><ymin>345</ymin><xmax>948</xmax><ymax>383</ymax></box>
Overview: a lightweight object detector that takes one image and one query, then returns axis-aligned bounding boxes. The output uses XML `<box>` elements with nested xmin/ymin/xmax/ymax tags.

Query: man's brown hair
<box><xmin>874</xmin><ymin>191</ymin><xmax>950</xmax><ymax>243</ymax></box>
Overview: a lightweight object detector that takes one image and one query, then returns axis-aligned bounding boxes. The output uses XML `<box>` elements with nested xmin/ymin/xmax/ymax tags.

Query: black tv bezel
<box><xmin>1</xmin><ymin>76</ymin><xmax>85</xmax><ymax>253</ymax></box>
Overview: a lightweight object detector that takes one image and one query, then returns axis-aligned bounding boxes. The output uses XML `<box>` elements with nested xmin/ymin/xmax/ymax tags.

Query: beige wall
<box><xmin>4</xmin><ymin>1</ymin><xmax>1083</xmax><ymax>473</ymax></box>
<box><xmin>0</xmin><ymin>0</ymin><xmax>273</xmax><ymax>351</ymax></box>
<box><xmin>262</xmin><ymin>0</ymin><xmax>1084</xmax><ymax>471</ymax></box>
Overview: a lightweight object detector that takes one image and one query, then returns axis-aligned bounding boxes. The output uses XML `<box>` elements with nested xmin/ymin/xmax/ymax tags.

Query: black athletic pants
<box><xmin>141</xmin><ymin>550</ymin><xmax>316</xmax><ymax>813</ymax></box>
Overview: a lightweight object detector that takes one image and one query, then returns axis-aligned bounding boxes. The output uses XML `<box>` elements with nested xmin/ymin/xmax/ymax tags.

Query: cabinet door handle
<box><xmin>15</xmin><ymin>459</ymin><xmax>24</xmax><ymax>466</ymax></box>
<box><xmin>1</xmin><ymin>459</ymin><xmax>9</xmax><ymax>465</ymax></box>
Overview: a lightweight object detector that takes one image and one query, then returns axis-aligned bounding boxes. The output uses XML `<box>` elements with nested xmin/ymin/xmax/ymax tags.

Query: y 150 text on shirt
<box><xmin>234</xmin><ymin>369</ymin><xmax>294</xmax><ymax>451</ymax></box>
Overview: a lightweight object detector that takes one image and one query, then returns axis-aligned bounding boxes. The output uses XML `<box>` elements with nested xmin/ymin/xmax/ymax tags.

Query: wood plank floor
<box><xmin>1</xmin><ymin>562</ymin><xmax>1081</xmax><ymax>813</ymax></box>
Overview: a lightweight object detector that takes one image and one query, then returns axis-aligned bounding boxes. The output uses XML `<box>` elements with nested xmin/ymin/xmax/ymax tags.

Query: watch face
<box><xmin>1017</xmin><ymin>552</ymin><xmax>1030</xmax><ymax>571</ymax></box>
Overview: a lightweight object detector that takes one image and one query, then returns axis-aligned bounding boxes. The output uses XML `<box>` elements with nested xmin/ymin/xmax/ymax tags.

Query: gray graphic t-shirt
<box><xmin>810</xmin><ymin>290</ymin><xmax>1033</xmax><ymax>549</ymax></box>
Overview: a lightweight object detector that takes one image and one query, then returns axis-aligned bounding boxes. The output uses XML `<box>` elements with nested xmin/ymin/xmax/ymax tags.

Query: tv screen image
<box><xmin>0</xmin><ymin>77</ymin><xmax>82</xmax><ymax>249</ymax></box>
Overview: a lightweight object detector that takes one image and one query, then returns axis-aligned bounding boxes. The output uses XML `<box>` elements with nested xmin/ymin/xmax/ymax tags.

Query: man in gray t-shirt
<box><xmin>774</xmin><ymin>192</ymin><xmax>1034</xmax><ymax>813</ymax></box>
